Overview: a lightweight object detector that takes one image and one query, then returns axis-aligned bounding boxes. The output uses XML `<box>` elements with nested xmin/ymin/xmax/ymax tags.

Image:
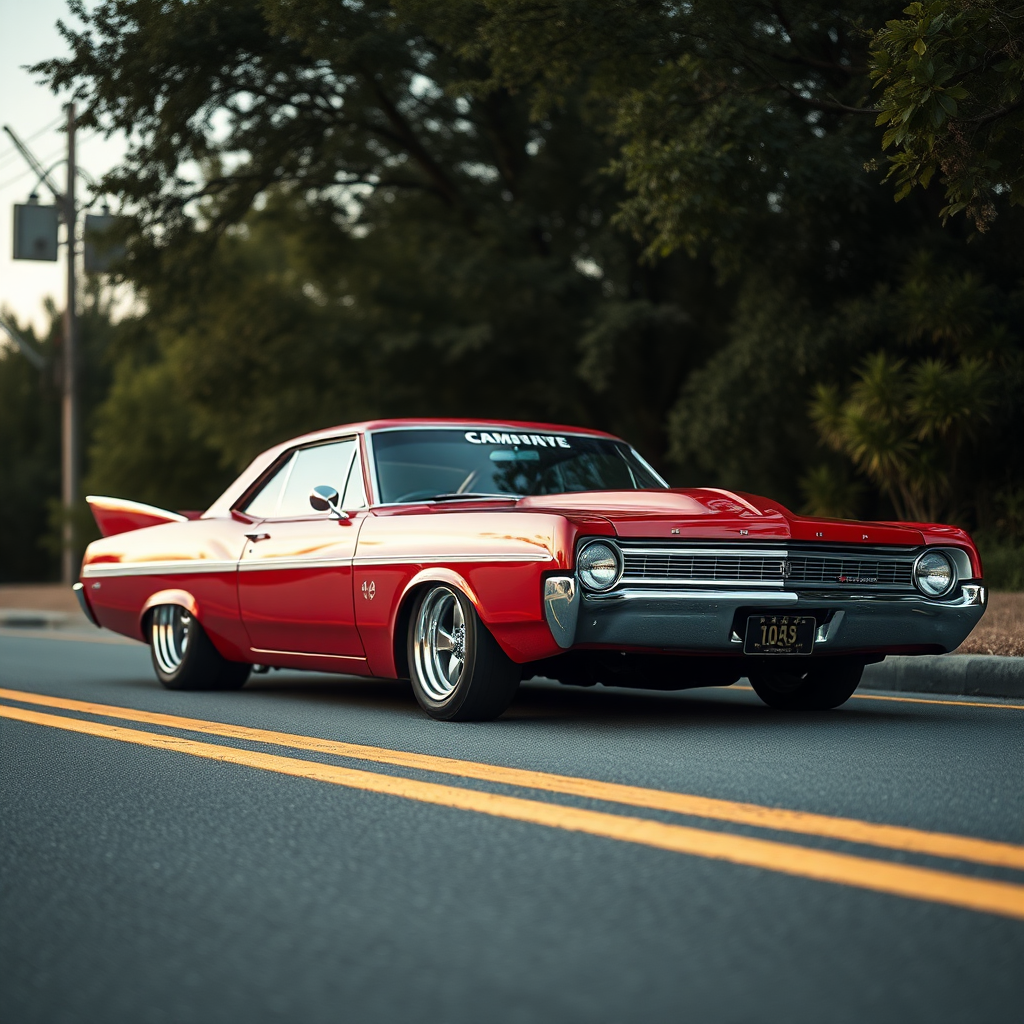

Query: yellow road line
<box><xmin>2</xmin><ymin>687</ymin><xmax>1022</xmax><ymax>872</ymax></box>
<box><xmin>851</xmin><ymin>692</ymin><xmax>1024</xmax><ymax>711</ymax></box>
<box><xmin>3</xmin><ymin>702</ymin><xmax>1024</xmax><ymax>922</ymax></box>
<box><xmin>732</xmin><ymin>683</ymin><xmax>1024</xmax><ymax>712</ymax></box>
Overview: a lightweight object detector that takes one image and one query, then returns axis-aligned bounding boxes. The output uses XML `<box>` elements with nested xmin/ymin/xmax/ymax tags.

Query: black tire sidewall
<box><xmin>749</xmin><ymin>660</ymin><xmax>863</xmax><ymax>710</ymax></box>
<box><xmin>407</xmin><ymin>585</ymin><xmax>519</xmax><ymax>721</ymax></box>
<box><xmin>149</xmin><ymin>607</ymin><xmax>249</xmax><ymax>691</ymax></box>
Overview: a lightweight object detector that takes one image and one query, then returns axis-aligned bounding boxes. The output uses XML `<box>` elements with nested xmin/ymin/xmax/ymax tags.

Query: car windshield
<box><xmin>372</xmin><ymin>428</ymin><xmax>666</xmax><ymax>503</ymax></box>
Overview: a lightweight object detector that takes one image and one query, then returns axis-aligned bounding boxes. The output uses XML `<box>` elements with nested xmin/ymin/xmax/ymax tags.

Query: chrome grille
<box><xmin>619</xmin><ymin>546</ymin><xmax>915</xmax><ymax>589</ymax></box>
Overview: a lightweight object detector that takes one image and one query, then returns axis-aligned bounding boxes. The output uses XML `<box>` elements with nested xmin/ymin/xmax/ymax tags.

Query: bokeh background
<box><xmin>1</xmin><ymin>0</ymin><xmax>1022</xmax><ymax>584</ymax></box>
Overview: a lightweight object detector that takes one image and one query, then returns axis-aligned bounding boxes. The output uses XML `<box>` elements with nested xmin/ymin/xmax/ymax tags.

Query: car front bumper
<box><xmin>542</xmin><ymin>578</ymin><xmax>987</xmax><ymax>657</ymax></box>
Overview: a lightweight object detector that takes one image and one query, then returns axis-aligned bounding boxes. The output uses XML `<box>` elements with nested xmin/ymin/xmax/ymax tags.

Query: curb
<box><xmin>0</xmin><ymin>609</ymin><xmax>69</xmax><ymax>628</ymax></box>
<box><xmin>863</xmin><ymin>655</ymin><xmax>1024</xmax><ymax>699</ymax></box>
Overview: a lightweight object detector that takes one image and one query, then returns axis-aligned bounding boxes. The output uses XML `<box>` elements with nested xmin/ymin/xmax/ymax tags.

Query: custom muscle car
<box><xmin>75</xmin><ymin>419</ymin><xmax>987</xmax><ymax>719</ymax></box>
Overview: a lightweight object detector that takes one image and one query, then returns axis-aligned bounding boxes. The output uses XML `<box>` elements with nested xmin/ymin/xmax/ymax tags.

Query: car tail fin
<box><xmin>86</xmin><ymin>495</ymin><xmax>190</xmax><ymax>537</ymax></box>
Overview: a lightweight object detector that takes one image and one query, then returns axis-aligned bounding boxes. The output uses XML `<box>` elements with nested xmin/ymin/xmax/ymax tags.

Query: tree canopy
<box><xmin>4</xmin><ymin>0</ymin><xmax>1020</xmax><ymax>580</ymax></box>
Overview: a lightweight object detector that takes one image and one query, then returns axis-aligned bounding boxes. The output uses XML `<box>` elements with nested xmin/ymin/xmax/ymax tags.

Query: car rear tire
<box><xmin>149</xmin><ymin>604</ymin><xmax>251</xmax><ymax>691</ymax></box>
<box><xmin>408</xmin><ymin>584</ymin><xmax>521</xmax><ymax>721</ymax></box>
<box><xmin>747</xmin><ymin>659</ymin><xmax>864</xmax><ymax>710</ymax></box>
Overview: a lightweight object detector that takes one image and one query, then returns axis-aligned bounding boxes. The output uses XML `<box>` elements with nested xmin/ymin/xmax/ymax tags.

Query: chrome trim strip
<box><xmin>584</xmin><ymin>585</ymin><xmax>985</xmax><ymax>608</ymax></box>
<box><xmin>72</xmin><ymin>582</ymin><xmax>100</xmax><ymax>627</ymax></box>
<box><xmin>83</xmin><ymin>550</ymin><xmax>554</xmax><ymax>579</ymax></box>
<box><xmin>620</xmin><ymin>545</ymin><xmax>792</xmax><ymax>559</ymax></box>
<box><xmin>81</xmin><ymin>560</ymin><xmax>237</xmax><ymax>578</ymax></box>
<box><xmin>353</xmin><ymin>553</ymin><xmax>553</xmax><ymax>565</ymax></box>
<box><xmin>585</xmin><ymin>588</ymin><xmax>802</xmax><ymax>603</ymax></box>
<box><xmin>620</xmin><ymin>578</ymin><xmax>787</xmax><ymax>589</ymax></box>
<box><xmin>250</xmin><ymin>648</ymin><xmax>367</xmax><ymax>662</ymax></box>
<box><xmin>238</xmin><ymin>557</ymin><xmax>353</xmax><ymax>572</ymax></box>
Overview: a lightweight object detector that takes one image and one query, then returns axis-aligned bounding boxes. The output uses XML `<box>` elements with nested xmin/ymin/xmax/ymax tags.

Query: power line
<box><xmin>0</xmin><ymin>132</ymin><xmax>97</xmax><ymax>193</ymax></box>
<box><xmin>0</xmin><ymin>115</ymin><xmax>65</xmax><ymax>173</ymax></box>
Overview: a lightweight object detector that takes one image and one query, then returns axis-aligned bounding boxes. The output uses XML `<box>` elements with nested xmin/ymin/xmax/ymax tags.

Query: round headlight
<box><xmin>914</xmin><ymin>550</ymin><xmax>955</xmax><ymax>597</ymax></box>
<box><xmin>577</xmin><ymin>541</ymin><xmax>622</xmax><ymax>592</ymax></box>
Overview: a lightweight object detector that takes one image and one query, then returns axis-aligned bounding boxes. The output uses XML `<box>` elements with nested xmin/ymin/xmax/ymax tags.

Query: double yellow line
<box><xmin>2</xmin><ymin>686</ymin><xmax>1023</xmax><ymax>922</ymax></box>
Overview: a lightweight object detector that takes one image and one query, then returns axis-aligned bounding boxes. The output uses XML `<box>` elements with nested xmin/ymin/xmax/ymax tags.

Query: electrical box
<box><xmin>84</xmin><ymin>213</ymin><xmax>126</xmax><ymax>273</ymax></box>
<box><xmin>13</xmin><ymin>203</ymin><xmax>59</xmax><ymax>261</ymax></box>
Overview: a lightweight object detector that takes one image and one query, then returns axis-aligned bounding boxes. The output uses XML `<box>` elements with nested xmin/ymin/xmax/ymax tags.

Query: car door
<box><xmin>237</xmin><ymin>437</ymin><xmax>368</xmax><ymax>659</ymax></box>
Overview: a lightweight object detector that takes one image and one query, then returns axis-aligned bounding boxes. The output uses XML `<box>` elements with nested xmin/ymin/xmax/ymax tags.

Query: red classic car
<box><xmin>75</xmin><ymin>419</ymin><xmax>987</xmax><ymax>718</ymax></box>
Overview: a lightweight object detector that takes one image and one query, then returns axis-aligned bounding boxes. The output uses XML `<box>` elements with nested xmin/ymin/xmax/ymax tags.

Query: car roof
<box><xmin>203</xmin><ymin>418</ymin><xmax>622</xmax><ymax>517</ymax></box>
<box><xmin>295</xmin><ymin>418</ymin><xmax>619</xmax><ymax>444</ymax></box>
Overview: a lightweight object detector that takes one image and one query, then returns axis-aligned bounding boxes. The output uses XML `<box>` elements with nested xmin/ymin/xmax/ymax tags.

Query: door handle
<box><xmin>244</xmin><ymin>532</ymin><xmax>271</xmax><ymax>542</ymax></box>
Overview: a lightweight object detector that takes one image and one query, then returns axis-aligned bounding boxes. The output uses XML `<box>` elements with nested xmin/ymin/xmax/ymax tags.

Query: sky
<box><xmin>0</xmin><ymin>0</ymin><xmax>126</xmax><ymax>337</ymax></box>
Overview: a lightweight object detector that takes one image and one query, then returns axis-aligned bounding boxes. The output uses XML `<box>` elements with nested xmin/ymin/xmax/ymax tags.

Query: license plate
<box><xmin>744</xmin><ymin>614</ymin><xmax>816</xmax><ymax>655</ymax></box>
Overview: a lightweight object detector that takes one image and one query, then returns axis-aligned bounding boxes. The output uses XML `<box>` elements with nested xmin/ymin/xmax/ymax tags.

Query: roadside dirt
<box><xmin>0</xmin><ymin>584</ymin><xmax>82</xmax><ymax>615</ymax></box>
<box><xmin>956</xmin><ymin>591</ymin><xmax>1024</xmax><ymax>657</ymax></box>
<box><xmin>1</xmin><ymin>584</ymin><xmax>1021</xmax><ymax>655</ymax></box>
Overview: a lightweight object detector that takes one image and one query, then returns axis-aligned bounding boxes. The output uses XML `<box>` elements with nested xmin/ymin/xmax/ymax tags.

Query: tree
<box><xmin>871</xmin><ymin>0</ymin><xmax>1024</xmax><ymax>231</ymax></box>
<box><xmin>807</xmin><ymin>254</ymin><xmax>1022</xmax><ymax>522</ymax></box>
<box><xmin>30</xmin><ymin>0</ymin><xmax>1024</xmax><ymax>536</ymax></box>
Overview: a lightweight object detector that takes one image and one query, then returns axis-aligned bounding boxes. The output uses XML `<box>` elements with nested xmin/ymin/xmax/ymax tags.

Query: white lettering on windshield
<box><xmin>465</xmin><ymin>431</ymin><xmax>571</xmax><ymax>448</ymax></box>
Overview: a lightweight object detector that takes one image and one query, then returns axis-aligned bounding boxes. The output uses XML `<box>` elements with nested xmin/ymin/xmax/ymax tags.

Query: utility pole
<box><xmin>61</xmin><ymin>103</ymin><xmax>79</xmax><ymax>586</ymax></box>
<box><xmin>5</xmin><ymin>111</ymin><xmax>81</xmax><ymax>583</ymax></box>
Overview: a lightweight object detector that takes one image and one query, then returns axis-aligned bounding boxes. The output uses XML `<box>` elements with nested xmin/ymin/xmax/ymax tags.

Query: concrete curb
<box><xmin>863</xmin><ymin>655</ymin><xmax>1024</xmax><ymax>699</ymax></box>
<box><xmin>0</xmin><ymin>609</ymin><xmax>69</xmax><ymax>628</ymax></box>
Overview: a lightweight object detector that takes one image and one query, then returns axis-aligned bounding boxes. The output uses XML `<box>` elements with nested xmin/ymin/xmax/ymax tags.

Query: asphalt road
<box><xmin>2</xmin><ymin>630</ymin><xmax>1023</xmax><ymax>1023</ymax></box>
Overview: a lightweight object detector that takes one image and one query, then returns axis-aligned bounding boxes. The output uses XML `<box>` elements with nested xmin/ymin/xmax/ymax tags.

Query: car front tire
<box><xmin>747</xmin><ymin>659</ymin><xmax>864</xmax><ymax>710</ymax></box>
<box><xmin>149</xmin><ymin>604</ymin><xmax>251</xmax><ymax>691</ymax></box>
<box><xmin>408</xmin><ymin>584</ymin><xmax>521</xmax><ymax>721</ymax></box>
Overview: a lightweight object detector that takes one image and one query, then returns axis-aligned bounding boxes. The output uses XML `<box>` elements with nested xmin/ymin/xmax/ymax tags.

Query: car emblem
<box><xmin>781</xmin><ymin>560</ymin><xmax>792</xmax><ymax>579</ymax></box>
<box><xmin>361</xmin><ymin>580</ymin><xmax>376</xmax><ymax>600</ymax></box>
<box><xmin>837</xmin><ymin>575</ymin><xmax>877</xmax><ymax>584</ymax></box>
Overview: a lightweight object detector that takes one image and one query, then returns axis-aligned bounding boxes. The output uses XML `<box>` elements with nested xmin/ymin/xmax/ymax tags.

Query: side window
<box><xmin>243</xmin><ymin>453</ymin><xmax>296</xmax><ymax>518</ymax></box>
<box><xmin>244</xmin><ymin>440</ymin><xmax>357</xmax><ymax>518</ymax></box>
<box><xmin>277</xmin><ymin>440</ymin><xmax>357</xmax><ymax>517</ymax></box>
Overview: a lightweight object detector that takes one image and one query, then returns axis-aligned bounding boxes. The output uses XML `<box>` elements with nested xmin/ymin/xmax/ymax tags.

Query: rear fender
<box><xmin>140</xmin><ymin>589</ymin><xmax>200</xmax><ymax>638</ymax></box>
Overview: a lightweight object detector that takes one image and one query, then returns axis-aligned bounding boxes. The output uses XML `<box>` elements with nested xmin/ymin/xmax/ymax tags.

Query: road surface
<box><xmin>2</xmin><ymin>628</ymin><xmax>1022</xmax><ymax>1022</ymax></box>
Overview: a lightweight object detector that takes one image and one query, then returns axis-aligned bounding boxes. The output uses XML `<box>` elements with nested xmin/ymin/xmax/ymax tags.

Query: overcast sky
<box><xmin>1</xmin><ymin>0</ymin><xmax>126</xmax><ymax>337</ymax></box>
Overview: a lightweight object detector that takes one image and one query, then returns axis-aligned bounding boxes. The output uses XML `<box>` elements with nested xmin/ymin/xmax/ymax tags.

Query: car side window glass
<box><xmin>243</xmin><ymin>453</ymin><xmax>296</xmax><ymax>518</ymax></box>
<box><xmin>342</xmin><ymin>451</ymin><xmax>367</xmax><ymax>509</ymax></box>
<box><xmin>276</xmin><ymin>440</ymin><xmax>357</xmax><ymax>518</ymax></box>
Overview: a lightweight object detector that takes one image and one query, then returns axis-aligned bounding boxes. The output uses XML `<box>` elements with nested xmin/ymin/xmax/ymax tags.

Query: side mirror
<box><xmin>309</xmin><ymin>484</ymin><xmax>349</xmax><ymax>520</ymax></box>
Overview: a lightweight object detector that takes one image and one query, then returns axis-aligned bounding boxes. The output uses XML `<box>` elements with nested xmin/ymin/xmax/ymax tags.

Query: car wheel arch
<box><xmin>391</xmin><ymin>570</ymin><xmax>482</xmax><ymax>679</ymax></box>
<box><xmin>140</xmin><ymin>589</ymin><xmax>200</xmax><ymax>639</ymax></box>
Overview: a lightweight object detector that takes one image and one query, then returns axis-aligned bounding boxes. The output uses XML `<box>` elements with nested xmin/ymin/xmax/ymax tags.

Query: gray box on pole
<box><xmin>13</xmin><ymin>203</ymin><xmax>59</xmax><ymax>261</ymax></box>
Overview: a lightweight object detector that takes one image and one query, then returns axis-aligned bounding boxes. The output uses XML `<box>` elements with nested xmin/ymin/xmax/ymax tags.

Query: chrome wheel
<box><xmin>152</xmin><ymin>605</ymin><xmax>191</xmax><ymax>675</ymax></box>
<box><xmin>413</xmin><ymin>587</ymin><xmax>467</xmax><ymax>701</ymax></box>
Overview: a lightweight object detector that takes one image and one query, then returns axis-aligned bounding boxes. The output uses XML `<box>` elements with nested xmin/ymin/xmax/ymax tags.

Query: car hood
<box><xmin>515</xmin><ymin>489</ymin><xmax>927</xmax><ymax>545</ymax></box>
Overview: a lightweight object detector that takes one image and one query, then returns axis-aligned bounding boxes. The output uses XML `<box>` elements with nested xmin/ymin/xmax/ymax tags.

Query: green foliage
<box><xmin>0</xmin><ymin>314</ymin><xmax>60</xmax><ymax>582</ymax></box>
<box><xmin>808</xmin><ymin>254</ymin><xmax>1022</xmax><ymax>522</ymax></box>
<box><xmin>976</xmin><ymin>537</ymin><xmax>1024</xmax><ymax>588</ymax></box>
<box><xmin>800</xmin><ymin>464</ymin><xmax>866</xmax><ymax>519</ymax></box>
<box><xmin>6</xmin><ymin>0</ymin><xmax>1017</xmax><ymax>585</ymax></box>
<box><xmin>470</xmin><ymin>0</ymin><xmax>892</xmax><ymax>269</ymax></box>
<box><xmin>871</xmin><ymin>0</ymin><xmax>1024</xmax><ymax>229</ymax></box>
